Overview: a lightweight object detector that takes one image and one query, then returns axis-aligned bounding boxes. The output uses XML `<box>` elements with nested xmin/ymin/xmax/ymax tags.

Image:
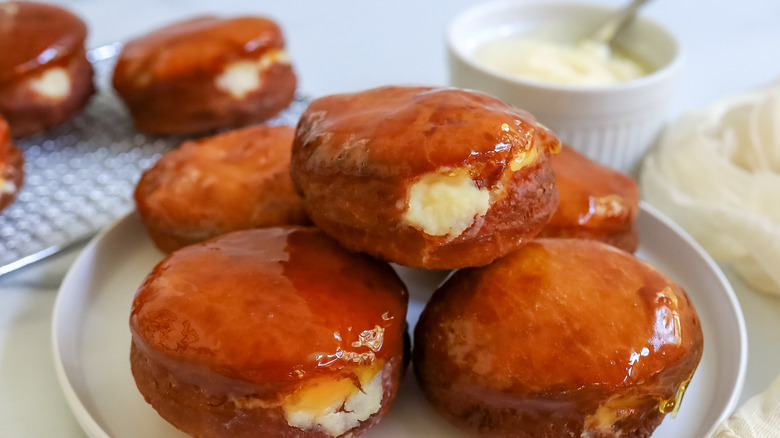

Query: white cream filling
<box><xmin>474</xmin><ymin>34</ymin><xmax>649</xmax><ymax>86</ymax></box>
<box><xmin>214</xmin><ymin>49</ymin><xmax>290</xmax><ymax>99</ymax></box>
<box><xmin>1</xmin><ymin>178</ymin><xmax>17</xmax><ymax>195</ymax></box>
<box><xmin>581</xmin><ymin>395</ymin><xmax>642</xmax><ymax>437</ymax></box>
<box><xmin>405</xmin><ymin>170</ymin><xmax>491</xmax><ymax>237</ymax></box>
<box><xmin>510</xmin><ymin>145</ymin><xmax>540</xmax><ymax>171</ymax></box>
<box><xmin>283</xmin><ymin>366</ymin><xmax>384</xmax><ymax>437</ymax></box>
<box><xmin>29</xmin><ymin>67</ymin><xmax>71</xmax><ymax>99</ymax></box>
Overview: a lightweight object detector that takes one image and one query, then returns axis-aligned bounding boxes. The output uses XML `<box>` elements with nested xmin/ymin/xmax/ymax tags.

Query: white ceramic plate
<box><xmin>53</xmin><ymin>202</ymin><xmax>747</xmax><ymax>438</ymax></box>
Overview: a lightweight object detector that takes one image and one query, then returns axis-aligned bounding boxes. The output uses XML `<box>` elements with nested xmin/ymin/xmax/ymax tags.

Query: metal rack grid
<box><xmin>1</xmin><ymin>43</ymin><xmax>309</xmax><ymax>275</ymax></box>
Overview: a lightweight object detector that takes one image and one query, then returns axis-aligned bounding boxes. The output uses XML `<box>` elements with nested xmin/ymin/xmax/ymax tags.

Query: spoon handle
<box><xmin>590</xmin><ymin>0</ymin><xmax>653</xmax><ymax>45</ymax></box>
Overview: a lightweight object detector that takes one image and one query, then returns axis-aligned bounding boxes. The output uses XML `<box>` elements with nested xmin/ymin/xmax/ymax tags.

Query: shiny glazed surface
<box><xmin>0</xmin><ymin>116</ymin><xmax>12</xmax><ymax>158</ymax></box>
<box><xmin>111</xmin><ymin>14</ymin><xmax>296</xmax><ymax>135</ymax></box>
<box><xmin>0</xmin><ymin>1</ymin><xmax>93</xmax><ymax>137</ymax></box>
<box><xmin>0</xmin><ymin>115</ymin><xmax>23</xmax><ymax>211</ymax></box>
<box><xmin>114</xmin><ymin>16</ymin><xmax>285</xmax><ymax>85</ymax></box>
<box><xmin>0</xmin><ymin>1</ymin><xmax>87</xmax><ymax>83</ymax></box>
<box><xmin>414</xmin><ymin>238</ymin><xmax>704</xmax><ymax>436</ymax></box>
<box><xmin>540</xmin><ymin>145</ymin><xmax>640</xmax><ymax>252</ymax></box>
<box><xmin>134</xmin><ymin>125</ymin><xmax>308</xmax><ymax>252</ymax></box>
<box><xmin>293</xmin><ymin>85</ymin><xmax>559</xmax><ymax>181</ymax></box>
<box><xmin>290</xmin><ymin>86</ymin><xmax>561</xmax><ymax>269</ymax></box>
<box><xmin>130</xmin><ymin>227</ymin><xmax>409</xmax><ymax>398</ymax></box>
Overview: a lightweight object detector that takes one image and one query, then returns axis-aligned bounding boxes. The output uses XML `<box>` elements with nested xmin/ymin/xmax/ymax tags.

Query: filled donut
<box><xmin>130</xmin><ymin>226</ymin><xmax>409</xmax><ymax>438</ymax></box>
<box><xmin>134</xmin><ymin>125</ymin><xmax>309</xmax><ymax>253</ymax></box>
<box><xmin>113</xmin><ymin>15</ymin><xmax>296</xmax><ymax>135</ymax></box>
<box><xmin>539</xmin><ymin>144</ymin><xmax>640</xmax><ymax>252</ymax></box>
<box><xmin>290</xmin><ymin>85</ymin><xmax>560</xmax><ymax>270</ymax></box>
<box><xmin>414</xmin><ymin>238</ymin><xmax>704</xmax><ymax>438</ymax></box>
<box><xmin>0</xmin><ymin>115</ymin><xmax>23</xmax><ymax>212</ymax></box>
<box><xmin>0</xmin><ymin>1</ymin><xmax>94</xmax><ymax>137</ymax></box>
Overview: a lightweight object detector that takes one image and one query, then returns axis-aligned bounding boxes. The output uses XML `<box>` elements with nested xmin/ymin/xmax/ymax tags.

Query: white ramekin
<box><xmin>447</xmin><ymin>0</ymin><xmax>683</xmax><ymax>175</ymax></box>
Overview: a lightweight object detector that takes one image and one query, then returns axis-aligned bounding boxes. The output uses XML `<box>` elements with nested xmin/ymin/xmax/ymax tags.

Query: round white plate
<box><xmin>52</xmin><ymin>202</ymin><xmax>747</xmax><ymax>438</ymax></box>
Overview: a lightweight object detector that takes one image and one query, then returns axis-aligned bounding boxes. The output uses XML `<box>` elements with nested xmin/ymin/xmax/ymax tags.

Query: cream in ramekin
<box><xmin>447</xmin><ymin>0</ymin><xmax>683</xmax><ymax>175</ymax></box>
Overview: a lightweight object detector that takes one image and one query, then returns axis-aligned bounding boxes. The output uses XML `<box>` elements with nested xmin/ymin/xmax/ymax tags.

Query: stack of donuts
<box><xmin>2</xmin><ymin>3</ymin><xmax>704</xmax><ymax>437</ymax></box>
<box><xmin>130</xmin><ymin>70</ymin><xmax>702</xmax><ymax>438</ymax></box>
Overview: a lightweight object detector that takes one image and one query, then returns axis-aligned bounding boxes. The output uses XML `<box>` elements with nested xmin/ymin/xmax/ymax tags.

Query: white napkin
<box><xmin>641</xmin><ymin>79</ymin><xmax>780</xmax><ymax>295</ymax></box>
<box><xmin>711</xmin><ymin>375</ymin><xmax>780</xmax><ymax>437</ymax></box>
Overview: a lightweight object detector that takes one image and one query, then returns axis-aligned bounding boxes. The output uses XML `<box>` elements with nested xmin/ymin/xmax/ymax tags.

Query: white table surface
<box><xmin>1</xmin><ymin>0</ymin><xmax>780</xmax><ymax>437</ymax></box>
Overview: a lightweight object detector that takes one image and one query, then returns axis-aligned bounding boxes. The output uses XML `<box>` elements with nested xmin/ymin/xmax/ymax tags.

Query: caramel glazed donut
<box><xmin>290</xmin><ymin>86</ymin><xmax>561</xmax><ymax>270</ymax></box>
<box><xmin>0</xmin><ymin>115</ymin><xmax>23</xmax><ymax>212</ymax></box>
<box><xmin>539</xmin><ymin>145</ymin><xmax>640</xmax><ymax>253</ymax></box>
<box><xmin>134</xmin><ymin>125</ymin><xmax>309</xmax><ymax>253</ymax></box>
<box><xmin>130</xmin><ymin>227</ymin><xmax>409</xmax><ymax>438</ymax></box>
<box><xmin>414</xmin><ymin>238</ymin><xmax>704</xmax><ymax>438</ymax></box>
<box><xmin>0</xmin><ymin>1</ymin><xmax>94</xmax><ymax>137</ymax></box>
<box><xmin>113</xmin><ymin>15</ymin><xmax>296</xmax><ymax>135</ymax></box>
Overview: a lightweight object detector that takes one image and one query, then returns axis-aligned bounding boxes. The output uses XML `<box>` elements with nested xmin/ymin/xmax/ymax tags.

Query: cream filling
<box><xmin>581</xmin><ymin>395</ymin><xmax>642</xmax><ymax>437</ymax></box>
<box><xmin>29</xmin><ymin>67</ymin><xmax>71</xmax><ymax>99</ymax></box>
<box><xmin>282</xmin><ymin>362</ymin><xmax>385</xmax><ymax>437</ymax></box>
<box><xmin>215</xmin><ymin>49</ymin><xmax>290</xmax><ymax>99</ymax></box>
<box><xmin>510</xmin><ymin>145</ymin><xmax>539</xmax><ymax>171</ymax></box>
<box><xmin>404</xmin><ymin>170</ymin><xmax>491</xmax><ymax>238</ymax></box>
<box><xmin>474</xmin><ymin>34</ymin><xmax>649</xmax><ymax>86</ymax></box>
<box><xmin>1</xmin><ymin>177</ymin><xmax>17</xmax><ymax>195</ymax></box>
<box><xmin>403</xmin><ymin>137</ymin><xmax>545</xmax><ymax>239</ymax></box>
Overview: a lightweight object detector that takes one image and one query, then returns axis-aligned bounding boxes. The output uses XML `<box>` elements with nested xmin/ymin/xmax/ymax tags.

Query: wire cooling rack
<box><xmin>0</xmin><ymin>43</ymin><xmax>309</xmax><ymax>276</ymax></box>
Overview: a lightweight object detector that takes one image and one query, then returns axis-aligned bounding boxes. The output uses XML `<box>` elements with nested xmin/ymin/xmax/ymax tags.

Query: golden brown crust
<box><xmin>0</xmin><ymin>2</ymin><xmax>94</xmax><ymax>137</ymax></box>
<box><xmin>539</xmin><ymin>145</ymin><xmax>640</xmax><ymax>252</ymax></box>
<box><xmin>414</xmin><ymin>238</ymin><xmax>703</xmax><ymax>438</ymax></box>
<box><xmin>290</xmin><ymin>86</ymin><xmax>560</xmax><ymax>269</ymax></box>
<box><xmin>0</xmin><ymin>116</ymin><xmax>23</xmax><ymax>211</ymax></box>
<box><xmin>131</xmin><ymin>343</ymin><xmax>404</xmax><ymax>438</ymax></box>
<box><xmin>130</xmin><ymin>227</ymin><xmax>409</xmax><ymax>437</ymax></box>
<box><xmin>134</xmin><ymin>125</ymin><xmax>309</xmax><ymax>252</ymax></box>
<box><xmin>113</xmin><ymin>16</ymin><xmax>296</xmax><ymax>135</ymax></box>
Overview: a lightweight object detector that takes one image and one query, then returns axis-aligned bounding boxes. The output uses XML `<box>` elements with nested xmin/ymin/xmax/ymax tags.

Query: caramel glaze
<box><xmin>113</xmin><ymin>16</ymin><xmax>296</xmax><ymax>135</ymax></box>
<box><xmin>539</xmin><ymin>145</ymin><xmax>640</xmax><ymax>252</ymax></box>
<box><xmin>414</xmin><ymin>238</ymin><xmax>704</xmax><ymax>437</ymax></box>
<box><xmin>0</xmin><ymin>1</ymin><xmax>86</xmax><ymax>82</ymax></box>
<box><xmin>0</xmin><ymin>115</ymin><xmax>23</xmax><ymax>211</ymax></box>
<box><xmin>294</xmin><ymin>86</ymin><xmax>558</xmax><ymax>179</ymax></box>
<box><xmin>291</xmin><ymin>86</ymin><xmax>561</xmax><ymax>269</ymax></box>
<box><xmin>0</xmin><ymin>2</ymin><xmax>93</xmax><ymax>137</ymax></box>
<box><xmin>130</xmin><ymin>227</ymin><xmax>409</xmax><ymax>401</ymax></box>
<box><xmin>134</xmin><ymin>125</ymin><xmax>309</xmax><ymax>253</ymax></box>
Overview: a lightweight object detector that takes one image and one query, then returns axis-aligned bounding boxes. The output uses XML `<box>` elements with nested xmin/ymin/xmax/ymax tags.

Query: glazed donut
<box><xmin>0</xmin><ymin>115</ymin><xmax>23</xmax><ymax>212</ymax></box>
<box><xmin>134</xmin><ymin>125</ymin><xmax>309</xmax><ymax>253</ymax></box>
<box><xmin>0</xmin><ymin>1</ymin><xmax>94</xmax><ymax>137</ymax></box>
<box><xmin>539</xmin><ymin>144</ymin><xmax>640</xmax><ymax>252</ymax></box>
<box><xmin>414</xmin><ymin>238</ymin><xmax>703</xmax><ymax>438</ymax></box>
<box><xmin>113</xmin><ymin>16</ymin><xmax>296</xmax><ymax>135</ymax></box>
<box><xmin>290</xmin><ymin>86</ymin><xmax>560</xmax><ymax>270</ymax></box>
<box><xmin>130</xmin><ymin>227</ymin><xmax>409</xmax><ymax>438</ymax></box>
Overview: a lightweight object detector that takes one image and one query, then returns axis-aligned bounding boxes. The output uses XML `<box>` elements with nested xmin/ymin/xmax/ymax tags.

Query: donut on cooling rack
<box><xmin>0</xmin><ymin>1</ymin><xmax>94</xmax><ymax>137</ymax></box>
<box><xmin>0</xmin><ymin>115</ymin><xmax>23</xmax><ymax>212</ymax></box>
<box><xmin>113</xmin><ymin>15</ymin><xmax>297</xmax><ymax>135</ymax></box>
<box><xmin>413</xmin><ymin>238</ymin><xmax>704</xmax><ymax>438</ymax></box>
<box><xmin>538</xmin><ymin>144</ymin><xmax>640</xmax><ymax>252</ymax></box>
<box><xmin>134</xmin><ymin>125</ymin><xmax>309</xmax><ymax>253</ymax></box>
<box><xmin>130</xmin><ymin>226</ymin><xmax>409</xmax><ymax>438</ymax></box>
<box><xmin>290</xmin><ymin>85</ymin><xmax>561</xmax><ymax>270</ymax></box>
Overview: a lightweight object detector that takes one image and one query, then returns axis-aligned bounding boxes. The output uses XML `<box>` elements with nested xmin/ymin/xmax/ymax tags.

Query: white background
<box><xmin>1</xmin><ymin>0</ymin><xmax>780</xmax><ymax>436</ymax></box>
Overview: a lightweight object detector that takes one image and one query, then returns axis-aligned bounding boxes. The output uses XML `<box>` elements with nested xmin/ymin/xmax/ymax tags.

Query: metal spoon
<box><xmin>587</xmin><ymin>0</ymin><xmax>653</xmax><ymax>46</ymax></box>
